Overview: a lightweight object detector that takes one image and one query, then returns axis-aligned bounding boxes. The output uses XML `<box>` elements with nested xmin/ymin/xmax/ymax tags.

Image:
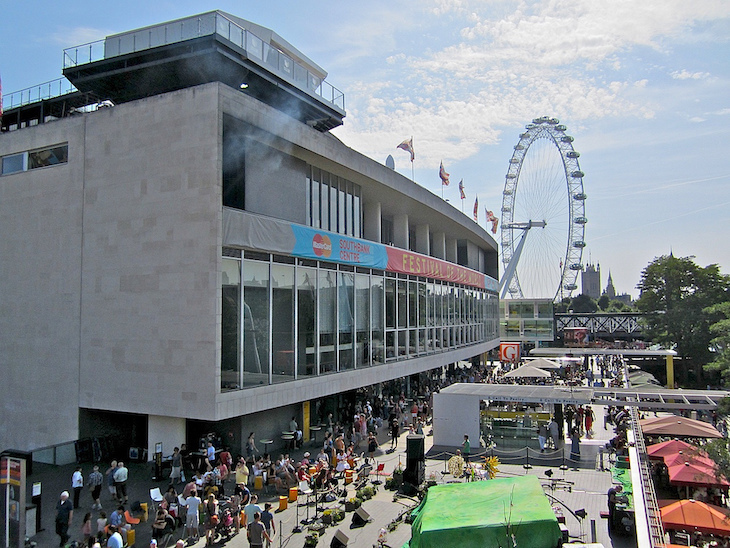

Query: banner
<box><xmin>500</xmin><ymin>342</ymin><xmax>521</xmax><ymax>363</ymax></box>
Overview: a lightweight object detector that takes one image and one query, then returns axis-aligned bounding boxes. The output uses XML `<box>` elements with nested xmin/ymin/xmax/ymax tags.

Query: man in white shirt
<box><xmin>71</xmin><ymin>466</ymin><xmax>84</xmax><ymax>508</ymax></box>
<box><xmin>106</xmin><ymin>525</ymin><xmax>124</xmax><ymax>548</ymax></box>
<box><xmin>113</xmin><ymin>461</ymin><xmax>129</xmax><ymax>504</ymax></box>
<box><xmin>185</xmin><ymin>489</ymin><xmax>201</xmax><ymax>540</ymax></box>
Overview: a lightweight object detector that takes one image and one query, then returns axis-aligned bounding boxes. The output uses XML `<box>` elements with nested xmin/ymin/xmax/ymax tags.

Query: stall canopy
<box><xmin>660</xmin><ymin>499</ymin><xmax>730</xmax><ymax>536</ymax></box>
<box><xmin>640</xmin><ymin>415</ymin><xmax>723</xmax><ymax>438</ymax></box>
<box><xmin>667</xmin><ymin>460</ymin><xmax>729</xmax><ymax>488</ymax></box>
<box><xmin>406</xmin><ymin>476</ymin><xmax>562</xmax><ymax>548</ymax></box>
<box><xmin>503</xmin><ymin>365</ymin><xmax>552</xmax><ymax>379</ymax></box>
<box><xmin>647</xmin><ymin>440</ymin><xmax>697</xmax><ymax>460</ymax></box>
<box><xmin>524</xmin><ymin>358</ymin><xmax>561</xmax><ymax>370</ymax></box>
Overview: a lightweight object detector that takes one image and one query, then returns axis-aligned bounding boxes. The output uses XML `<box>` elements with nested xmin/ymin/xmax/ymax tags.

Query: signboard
<box><xmin>1</xmin><ymin>457</ymin><xmax>25</xmax><ymax>548</ymax></box>
<box><xmin>500</xmin><ymin>342</ymin><xmax>521</xmax><ymax>363</ymax></box>
<box><xmin>564</xmin><ymin>327</ymin><xmax>589</xmax><ymax>346</ymax></box>
<box><xmin>290</xmin><ymin>225</ymin><xmax>498</xmax><ymax>291</ymax></box>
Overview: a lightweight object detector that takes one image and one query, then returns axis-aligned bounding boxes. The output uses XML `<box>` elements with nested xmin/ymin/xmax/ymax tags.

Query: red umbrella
<box><xmin>667</xmin><ymin>460</ymin><xmax>730</xmax><ymax>488</ymax></box>
<box><xmin>663</xmin><ymin>450</ymin><xmax>715</xmax><ymax>469</ymax></box>
<box><xmin>647</xmin><ymin>439</ymin><xmax>696</xmax><ymax>460</ymax></box>
<box><xmin>661</xmin><ymin>499</ymin><xmax>730</xmax><ymax>537</ymax></box>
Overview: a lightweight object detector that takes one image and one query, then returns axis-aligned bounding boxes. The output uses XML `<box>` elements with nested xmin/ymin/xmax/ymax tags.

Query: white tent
<box><xmin>524</xmin><ymin>357</ymin><xmax>561</xmax><ymax>370</ymax></box>
<box><xmin>503</xmin><ymin>364</ymin><xmax>552</xmax><ymax>378</ymax></box>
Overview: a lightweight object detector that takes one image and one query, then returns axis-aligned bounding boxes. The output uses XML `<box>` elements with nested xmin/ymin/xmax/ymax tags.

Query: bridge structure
<box><xmin>555</xmin><ymin>312</ymin><xmax>643</xmax><ymax>340</ymax></box>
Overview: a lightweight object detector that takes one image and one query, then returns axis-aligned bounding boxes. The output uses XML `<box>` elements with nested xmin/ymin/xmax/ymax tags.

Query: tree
<box><xmin>598</xmin><ymin>294</ymin><xmax>610</xmax><ymax>311</ymax></box>
<box><xmin>569</xmin><ymin>293</ymin><xmax>598</xmax><ymax>313</ymax></box>
<box><xmin>704</xmin><ymin>302</ymin><xmax>730</xmax><ymax>383</ymax></box>
<box><xmin>636</xmin><ymin>254</ymin><xmax>730</xmax><ymax>385</ymax></box>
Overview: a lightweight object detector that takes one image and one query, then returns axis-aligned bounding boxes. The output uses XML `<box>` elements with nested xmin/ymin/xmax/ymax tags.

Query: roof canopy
<box><xmin>503</xmin><ymin>365</ymin><xmax>552</xmax><ymax>378</ymax></box>
<box><xmin>407</xmin><ymin>476</ymin><xmax>562</xmax><ymax>548</ymax></box>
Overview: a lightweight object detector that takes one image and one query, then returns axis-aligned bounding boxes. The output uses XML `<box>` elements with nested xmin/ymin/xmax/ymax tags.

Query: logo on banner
<box><xmin>312</xmin><ymin>234</ymin><xmax>332</xmax><ymax>258</ymax></box>
<box><xmin>500</xmin><ymin>342</ymin><xmax>521</xmax><ymax>362</ymax></box>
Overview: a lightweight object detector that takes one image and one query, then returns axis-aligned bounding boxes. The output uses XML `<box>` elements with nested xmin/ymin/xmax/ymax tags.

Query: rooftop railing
<box><xmin>2</xmin><ymin>77</ymin><xmax>78</xmax><ymax>111</ymax></box>
<box><xmin>62</xmin><ymin>12</ymin><xmax>345</xmax><ymax>111</ymax></box>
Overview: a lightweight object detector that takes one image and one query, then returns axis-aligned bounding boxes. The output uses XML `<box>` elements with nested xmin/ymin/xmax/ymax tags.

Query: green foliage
<box><xmin>704</xmin><ymin>304</ymin><xmax>730</xmax><ymax>382</ymax></box>
<box><xmin>598</xmin><ymin>294</ymin><xmax>610</xmax><ymax>310</ymax></box>
<box><xmin>636</xmin><ymin>255</ymin><xmax>730</xmax><ymax>367</ymax></box>
<box><xmin>569</xmin><ymin>293</ymin><xmax>598</xmax><ymax>313</ymax></box>
<box><xmin>703</xmin><ymin>438</ymin><xmax>730</xmax><ymax>483</ymax></box>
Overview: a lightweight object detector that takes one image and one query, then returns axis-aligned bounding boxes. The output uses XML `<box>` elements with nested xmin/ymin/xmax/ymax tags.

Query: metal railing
<box><xmin>630</xmin><ymin>407</ymin><xmax>665</xmax><ymax>546</ymax></box>
<box><xmin>62</xmin><ymin>12</ymin><xmax>345</xmax><ymax>111</ymax></box>
<box><xmin>1</xmin><ymin>77</ymin><xmax>77</xmax><ymax>110</ymax></box>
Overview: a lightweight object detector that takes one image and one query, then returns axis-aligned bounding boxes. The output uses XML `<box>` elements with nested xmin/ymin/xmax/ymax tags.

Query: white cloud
<box><xmin>670</xmin><ymin>70</ymin><xmax>711</xmax><ymax>80</ymax></box>
<box><xmin>49</xmin><ymin>26</ymin><xmax>111</xmax><ymax>48</ymax></box>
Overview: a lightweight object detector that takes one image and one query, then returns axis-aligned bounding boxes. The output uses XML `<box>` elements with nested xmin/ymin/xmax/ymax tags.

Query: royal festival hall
<box><xmin>0</xmin><ymin>11</ymin><xmax>499</xmax><ymax>458</ymax></box>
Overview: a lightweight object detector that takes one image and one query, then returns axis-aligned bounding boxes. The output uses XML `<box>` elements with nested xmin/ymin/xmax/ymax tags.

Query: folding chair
<box><xmin>298</xmin><ymin>480</ymin><xmax>315</xmax><ymax>523</ymax></box>
<box><xmin>371</xmin><ymin>463</ymin><xmax>385</xmax><ymax>485</ymax></box>
<box><xmin>149</xmin><ymin>487</ymin><xmax>164</xmax><ymax>511</ymax></box>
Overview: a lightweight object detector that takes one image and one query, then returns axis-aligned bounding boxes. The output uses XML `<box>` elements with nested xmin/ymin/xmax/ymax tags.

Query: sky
<box><xmin>2</xmin><ymin>0</ymin><xmax>729</xmax><ymax>299</ymax></box>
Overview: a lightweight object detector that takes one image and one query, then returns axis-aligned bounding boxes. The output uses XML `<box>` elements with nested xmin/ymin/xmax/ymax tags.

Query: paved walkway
<box><xmin>28</xmin><ymin>410</ymin><xmax>636</xmax><ymax>548</ymax></box>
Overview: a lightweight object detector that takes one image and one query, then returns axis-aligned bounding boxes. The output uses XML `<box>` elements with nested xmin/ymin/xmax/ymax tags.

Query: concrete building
<box><xmin>0</xmin><ymin>11</ymin><xmax>499</xmax><ymax>459</ymax></box>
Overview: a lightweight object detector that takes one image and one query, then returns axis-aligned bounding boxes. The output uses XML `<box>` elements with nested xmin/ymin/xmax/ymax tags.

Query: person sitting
<box><xmin>151</xmin><ymin>508</ymin><xmax>173</xmax><ymax>540</ymax></box>
<box><xmin>315</xmin><ymin>449</ymin><xmax>329</xmax><ymax>464</ymax></box>
<box><xmin>163</xmin><ymin>485</ymin><xmax>178</xmax><ymax>509</ymax></box>
<box><xmin>296</xmin><ymin>465</ymin><xmax>311</xmax><ymax>483</ymax></box>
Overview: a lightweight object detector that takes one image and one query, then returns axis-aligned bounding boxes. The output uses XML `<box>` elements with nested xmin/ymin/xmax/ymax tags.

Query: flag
<box><xmin>439</xmin><ymin>161</ymin><xmax>450</xmax><ymax>185</ymax></box>
<box><xmin>486</xmin><ymin>209</ymin><xmax>499</xmax><ymax>234</ymax></box>
<box><xmin>473</xmin><ymin>196</ymin><xmax>479</xmax><ymax>222</ymax></box>
<box><xmin>396</xmin><ymin>137</ymin><xmax>415</xmax><ymax>162</ymax></box>
<box><xmin>458</xmin><ymin>179</ymin><xmax>465</xmax><ymax>200</ymax></box>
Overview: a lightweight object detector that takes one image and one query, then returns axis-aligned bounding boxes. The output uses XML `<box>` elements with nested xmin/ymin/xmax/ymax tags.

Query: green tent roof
<box><xmin>407</xmin><ymin>476</ymin><xmax>562</xmax><ymax>548</ymax></box>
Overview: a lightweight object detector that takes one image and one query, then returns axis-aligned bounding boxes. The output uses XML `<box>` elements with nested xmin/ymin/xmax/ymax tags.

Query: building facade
<box><xmin>581</xmin><ymin>263</ymin><xmax>601</xmax><ymax>300</ymax></box>
<box><xmin>0</xmin><ymin>11</ymin><xmax>499</xmax><ymax>457</ymax></box>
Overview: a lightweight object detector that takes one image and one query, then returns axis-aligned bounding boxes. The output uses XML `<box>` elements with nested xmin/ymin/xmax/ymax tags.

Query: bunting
<box><xmin>396</xmin><ymin>137</ymin><xmax>415</xmax><ymax>162</ymax></box>
<box><xmin>439</xmin><ymin>161</ymin><xmax>450</xmax><ymax>186</ymax></box>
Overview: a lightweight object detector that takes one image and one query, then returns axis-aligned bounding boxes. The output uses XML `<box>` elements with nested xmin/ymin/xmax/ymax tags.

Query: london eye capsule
<box><xmin>570</xmin><ymin>170</ymin><xmax>584</xmax><ymax>178</ymax></box>
<box><xmin>573</xmin><ymin>193</ymin><xmax>587</xmax><ymax>200</ymax></box>
<box><xmin>574</xmin><ymin>216</ymin><xmax>588</xmax><ymax>224</ymax></box>
<box><xmin>561</xmin><ymin>136</ymin><xmax>574</xmax><ymax>143</ymax></box>
<box><xmin>567</xmin><ymin>151</ymin><xmax>580</xmax><ymax>158</ymax></box>
<box><xmin>569</xmin><ymin>263</ymin><xmax>583</xmax><ymax>271</ymax></box>
<box><xmin>573</xmin><ymin>240</ymin><xmax>586</xmax><ymax>248</ymax></box>
<box><xmin>556</xmin><ymin>125</ymin><xmax>567</xmax><ymax>131</ymax></box>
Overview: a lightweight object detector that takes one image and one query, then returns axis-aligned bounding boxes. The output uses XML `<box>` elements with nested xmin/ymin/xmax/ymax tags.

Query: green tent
<box><xmin>406</xmin><ymin>476</ymin><xmax>562</xmax><ymax>548</ymax></box>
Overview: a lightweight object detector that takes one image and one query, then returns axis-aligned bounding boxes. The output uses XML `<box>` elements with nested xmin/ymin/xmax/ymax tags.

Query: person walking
<box><xmin>569</xmin><ymin>427</ymin><xmax>581</xmax><ymax>462</ymax></box>
<box><xmin>246</xmin><ymin>432</ymin><xmax>259</xmax><ymax>460</ymax></box>
<box><xmin>367</xmin><ymin>431</ymin><xmax>378</xmax><ymax>460</ymax></box>
<box><xmin>390</xmin><ymin>417</ymin><xmax>399</xmax><ymax>450</ymax></box>
<box><xmin>113</xmin><ymin>461</ymin><xmax>129</xmax><ymax>504</ymax></box>
<box><xmin>260</xmin><ymin>502</ymin><xmax>276</xmax><ymax>548</ymax></box>
<box><xmin>72</xmin><ymin>466</ymin><xmax>84</xmax><ymax>509</ymax></box>
<box><xmin>537</xmin><ymin>423</ymin><xmax>548</xmax><ymax>453</ymax></box>
<box><xmin>184</xmin><ymin>489</ymin><xmax>201</xmax><ymax>541</ymax></box>
<box><xmin>105</xmin><ymin>461</ymin><xmax>117</xmax><ymax>500</ymax></box>
<box><xmin>87</xmin><ymin>465</ymin><xmax>104</xmax><ymax>510</ymax></box>
<box><xmin>246</xmin><ymin>512</ymin><xmax>270</xmax><ymax>548</ymax></box>
<box><xmin>548</xmin><ymin>417</ymin><xmax>560</xmax><ymax>449</ymax></box>
<box><xmin>55</xmin><ymin>491</ymin><xmax>74</xmax><ymax>547</ymax></box>
<box><xmin>170</xmin><ymin>447</ymin><xmax>183</xmax><ymax>485</ymax></box>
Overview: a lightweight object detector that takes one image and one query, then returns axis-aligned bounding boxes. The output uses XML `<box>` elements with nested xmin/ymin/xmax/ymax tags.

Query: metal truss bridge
<box><xmin>555</xmin><ymin>312</ymin><xmax>643</xmax><ymax>339</ymax></box>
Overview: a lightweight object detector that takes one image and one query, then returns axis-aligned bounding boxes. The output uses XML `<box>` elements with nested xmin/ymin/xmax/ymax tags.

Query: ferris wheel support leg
<box><xmin>499</xmin><ymin>227</ymin><xmax>530</xmax><ymax>298</ymax></box>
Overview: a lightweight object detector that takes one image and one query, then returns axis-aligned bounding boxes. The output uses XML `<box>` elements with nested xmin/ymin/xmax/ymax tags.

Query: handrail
<box><xmin>2</xmin><ymin>77</ymin><xmax>77</xmax><ymax>110</ymax></box>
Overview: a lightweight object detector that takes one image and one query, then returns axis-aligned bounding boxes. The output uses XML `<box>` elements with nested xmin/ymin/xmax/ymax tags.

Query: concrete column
<box><xmin>416</xmin><ymin>224</ymin><xmax>430</xmax><ymax>255</ymax></box>
<box><xmin>432</xmin><ymin>232</ymin><xmax>446</xmax><ymax>259</ymax></box>
<box><xmin>446</xmin><ymin>237</ymin><xmax>458</xmax><ymax>263</ymax></box>
<box><xmin>363</xmin><ymin>201</ymin><xmax>381</xmax><ymax>243</ymax></box>
<box><xmin>148</xmin><ymin>415</ymin><xmax>186</xmax><ymax>460</ymax></box>
<box><xmin>393</xmin><ymin>213</ymin><xmax>409</xmax><ymax>249</ymax></box>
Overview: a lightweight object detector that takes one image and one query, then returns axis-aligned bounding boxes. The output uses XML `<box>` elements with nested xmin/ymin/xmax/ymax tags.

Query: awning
<box><xmin>503</xmin><ymin>365</ymin><xmax>552</xmax><ymax>379</ymax></box>
<box><xmin>640</xmin><ymin>415</ymin><xmax>723</xmax><ymax>438</ymax></box>
<box><xmin>660</xmin><ymin>499</ymin><xmax>730</xmax><ymax>536</ymax></box>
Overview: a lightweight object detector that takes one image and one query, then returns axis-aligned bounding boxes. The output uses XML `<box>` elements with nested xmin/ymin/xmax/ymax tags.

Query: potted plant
<box><xmin>321</xmin><ymin>509</ymin><xmax>334</xmax><ymax>525</ymax></box>
<box><xmin>304</xmin><ymin>531</ymin><xmax>319</xmax><ymax>546</ymax></box>
<box><xmin>332</xmin><ymin>508</ymin><xmax>344</xmax><ymax>522</ymax></box>
<box><xmin>392</xmin><ymin>464</ymin><xmax>404</xmax><ymax>488</ymax></box>
<box><xmin>345</xmin><ymin>497</ymin><xmax>361</xmax><ymax>512</ymax></box>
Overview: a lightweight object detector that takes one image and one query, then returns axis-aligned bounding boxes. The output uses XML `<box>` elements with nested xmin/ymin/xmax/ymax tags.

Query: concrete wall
<box><xmin>77</xmin><ymin>85</ymin><xmax>221</xmax><ymax>421</ymax></box>
<box><xmin>0</xmin><ymin>116</ymin><xmax>86</xmax><ymax>451</ymax></box>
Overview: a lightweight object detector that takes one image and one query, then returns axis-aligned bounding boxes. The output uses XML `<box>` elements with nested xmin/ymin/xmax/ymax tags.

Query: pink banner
<box><xmin>386</xmin><ymin>248</ymin><xmax>487</xmax><ymax>289</ymax></box>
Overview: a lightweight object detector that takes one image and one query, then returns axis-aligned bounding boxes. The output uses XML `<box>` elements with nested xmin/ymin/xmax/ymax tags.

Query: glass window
<box><xmin>385</xmin><ymin>278</ymin><xmax>396</xmax><ymax>329</ymax></box>
<box><xmin>28</xmin><ymin>145</ymin><xmax>68</xmax><ymax>169</ymax></box>
<box><xmin>329</xmin><ymin>183</ymin><xmax>338</xmax><ymax>233</ymax></box>
<box><xmin>418</xmin><ymin>282</ymin><xmax>427</xmax><ymax>327</ymax></box>
<box><xmin>355</xmin><ymin>274</ymin><xmax>370</xmax><ymax>367</ymax></box>
<box><xmin>338</xmin><ymin>186</ymin><xmax>346</xmax><ymax>234</ymax></box>
<box><xmin>1</xmin><ymin>153</ymin><xmax>26</xmax><ymax>175</ymax></box>
<box><xmin>346</xmin><ymin>189</ymin><xmax>353</xmax><ymax>236</ymax></box>
<box><xmin>338</xmin><ymin>272</ymin><xmax>354</xmax><ymax>371</ymax></box>
<box><xmin>242</xmin><ymin>259</ymin><xmax>270</xmax><ymax>387</ymax></box>
<box><xmin>319</xmin><ymin>269</ymin><xmax>337</xmax><ymax>374</ymax></box>
<box><xmin>271</xmin><ymin>264</ymin><xmax>295</xmax><ymax>383</ymax></box>
<box><xmin>397</xmin><ymin>280</ymin><xmax>408</xmax><ymax>329</ymax></box>
<box><xmin>319</xmin><ymin>176</ymin><xmax>328</xmax><ymax>231</ymax></box>
<box><xmin>408</xmin><ymin>281</ymin><xmax>417</xmax><ymax>328</ymax></box>
<box><xmin>221</xmin><ymin>259</ymin><xmax>241</xmax><ymax>391</ymax></box>
<box><xmin>371</xmin><ymin>275</ymin><xmax>385</xmax><ymax>365</ymax></box>
<box><xmin>297</xmin><ymin>267</ymin><xmax>317</xmax><ymax>379</ymax></box>
<box><xmin>353</xmin><ymin>194</ymin><xmax>361</xmax><ymax>238</ymax></box>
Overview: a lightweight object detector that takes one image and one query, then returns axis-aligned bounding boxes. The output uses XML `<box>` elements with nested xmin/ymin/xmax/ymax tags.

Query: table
<box><xmin>260</xmin><ymin>439</ymin><xmax>274</xmax><ymax>455</ymax></box>
<box><xmin>281</xmin><ymin>434</ymin><xmax>295</xmax><ymax>450</ymax></box>
<box><xmin>309</xmin><ymin>425</ymin><xmax>322</xmax><ymax>445</ymax></box>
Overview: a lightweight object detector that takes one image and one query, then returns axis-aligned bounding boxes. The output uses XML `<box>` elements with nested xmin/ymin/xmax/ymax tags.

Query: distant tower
<box><xmin>604</xmin><ymin>271</ymin><xmax>616</xmax><ymax>299</ymax></box>
<box><xmin>581</xmin><ymin>263</ymin><xmax>601</xmax><ymax>299</ymax></box>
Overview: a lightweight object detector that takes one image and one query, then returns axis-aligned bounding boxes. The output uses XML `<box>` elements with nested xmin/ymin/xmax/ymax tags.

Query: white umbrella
<box><xmin>503</xmin><ymin>365</ymin><xmax>552</xmax><ymax>378</ymax></box>
<box><xmin>525</xmin><ymin>357</ymin><xmax>561</xmax><ymax>370</ymax></box>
